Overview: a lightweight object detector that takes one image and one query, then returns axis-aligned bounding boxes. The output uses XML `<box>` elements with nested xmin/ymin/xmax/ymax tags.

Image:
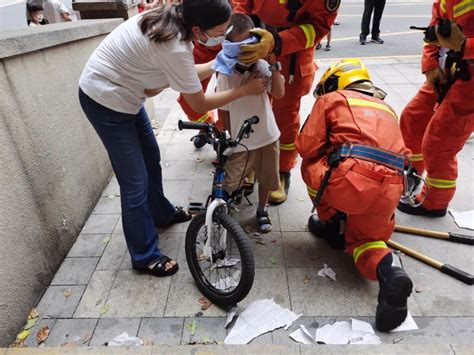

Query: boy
<box><xmin>27</xmin><ymin>3</ymin><xmax>45</xmax><ymax>27</ymax></box>
<box><xmin>215</xmin><ymin>13</ymin><xmax>285</xmax><ymax>233</ymax></box>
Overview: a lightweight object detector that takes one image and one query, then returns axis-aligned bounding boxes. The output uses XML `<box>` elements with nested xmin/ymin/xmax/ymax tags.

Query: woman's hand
<box><xmin>241</xmin><ymin>73</ymin><xmax>268</xmax><ymax>96</ymax></box>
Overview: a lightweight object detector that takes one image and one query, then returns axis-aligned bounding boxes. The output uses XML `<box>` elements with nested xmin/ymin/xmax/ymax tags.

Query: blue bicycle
<box><xmin>178</xmin><ymin>116</ymin><xmax>259</xmax><ymax>306</ymax></box>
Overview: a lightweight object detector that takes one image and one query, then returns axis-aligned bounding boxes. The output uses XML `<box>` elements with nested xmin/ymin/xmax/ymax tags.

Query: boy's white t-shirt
<box><xmin>216</xmin><ymin>59</ymin><xmax>280</xmax><ymax>153</ymax></box>
<box><xmin>43</xmin><ymin>0</ymin><xmax>69</xmax><ymax>23</ymax></box>
<box><xmin>79</xmin><ymin>13</ymin><xmax>202</xmax><ymax>114</ymax></box>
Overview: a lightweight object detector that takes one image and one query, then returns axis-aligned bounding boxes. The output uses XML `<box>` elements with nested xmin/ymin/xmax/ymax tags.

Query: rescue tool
<box><xmin>395</xmin><ymin>225</ymin><xmax>474</xmax><ymax>245</ymax></box>
<box><xmin>387</xmin><ymin>240</ymin><xmax>473</xmax><ymax>285</ymax></box>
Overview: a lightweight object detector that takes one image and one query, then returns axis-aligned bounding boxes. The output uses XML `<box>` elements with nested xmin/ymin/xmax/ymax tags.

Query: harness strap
<box><xmin>340</xmin><ymin>143</ymin><xmax>407</xmax><ymax>173</ymax></box>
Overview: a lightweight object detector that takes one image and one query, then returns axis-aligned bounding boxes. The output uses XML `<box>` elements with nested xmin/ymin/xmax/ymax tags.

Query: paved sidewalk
<box><xmin>18</xmin><ymin>58</ymin><xmax>474</xmax><ymax>350</ymax></box>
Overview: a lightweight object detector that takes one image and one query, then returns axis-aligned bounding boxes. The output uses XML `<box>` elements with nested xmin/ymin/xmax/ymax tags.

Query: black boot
<box><xmin>376</xmin><ymin>254</ymin><xmax>413</xmax><ymax>332</ymax></box>
<box><xmin>397</xmin><ymin>199</ymin><xmax>447</xmax><ymax>217</ymax></box>
<box><xmin>307</xmin><ymin>215</ymin><xmax>345</xmax><ymax>250</ymax></box>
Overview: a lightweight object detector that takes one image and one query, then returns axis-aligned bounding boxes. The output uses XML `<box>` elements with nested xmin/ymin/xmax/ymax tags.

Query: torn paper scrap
<box><xmin>107</xmin><ymin>332</ymin><xmax>143</xmax><ymax>346</ymax></box>
<box><xmin>224</xmin><ymin>299</ymin><xmax>300</xmax><ymax>344</ymax></box>
<box><xmin>449</xmin><ymin>209</ymin><xmax>474</xmax><ymax>230</ymax></box>
<box><xmin>315</xmin><ymin>321</ymin><xmax>351</xmax><ymax>344</ymax></box>
<box><xmin>225</xmin><ymin>305</ymin><xmax>239</xmax><ymax>328</ymax></box>
<box><xmin>290</xmin><ymin>325</ymin><xmax>315</xmax><ymax>345</ymax></box>
<box><xmin>390</xmin><ymin>312</ymin><xmax>418</xmax><ymax>332</ymax></box>
<box><xmin>349</xmin><ymin>319</ymin><xmax>381</xmax><ymax>345</ymax></box>
<box><xmin>317</xmin><ymin>263</ymin><xmax>337</xmax><ymax>281</ymax></box>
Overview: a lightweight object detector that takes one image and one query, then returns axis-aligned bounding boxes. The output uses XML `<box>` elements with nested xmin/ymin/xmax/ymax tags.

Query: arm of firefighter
<box><xmin>463</xmin><ymin>37</ymin><xmax>474</xmax><ymax>59</ymax></box>
<box><xmin>295</xmin><ymin>96</ymin><xmax>328</xmax><ymax>161</ymax></box>
<box><xmin>276</xmin><ymin>4</ymin><xmax>338</xmax><ymax>56</ymax></box>
<box><xmin>231</xmin><ymin>0</ymin><xmax>252</xmax><ymax>14</ymax></box>
<box><xmin>422</xmin><ymin>0</ymin><xmax>443</xmax><ymax>73</ymax></box>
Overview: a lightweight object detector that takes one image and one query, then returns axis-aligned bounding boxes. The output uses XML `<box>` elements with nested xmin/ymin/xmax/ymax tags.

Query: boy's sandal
<box><xmin>134</xmin><ymin>256</ymin><xmax>179</xmax><ymax>277</ymax></box>
<box><xmin>257</xmin><ymin>210</ymin><xmax>272</xmax><ymax>233</ymax></box>
<box><xmin>170</xmin><ymin>206</ymin><xmax>192</xmax><ymax>224</ymax></box>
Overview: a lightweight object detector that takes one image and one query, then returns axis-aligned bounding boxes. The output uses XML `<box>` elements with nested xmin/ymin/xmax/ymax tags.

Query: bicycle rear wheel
<box><xmin>185</xmin><ymin>210</ymin><xmax>255</xmax><ymax>306</ymax></box>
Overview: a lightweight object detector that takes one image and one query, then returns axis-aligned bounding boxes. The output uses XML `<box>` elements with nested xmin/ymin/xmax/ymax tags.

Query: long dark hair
<box><xmin>140</xmin><ymin>0</ymin><xmax>232</xmax><ymax>43</ymax></box>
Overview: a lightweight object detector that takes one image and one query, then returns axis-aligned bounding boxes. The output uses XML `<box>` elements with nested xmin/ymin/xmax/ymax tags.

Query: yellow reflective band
<box><xmin>454</xmin><ymin>0</ymin><xmax>474</xmax><ymax>17</ymax></box>
<box><xmin>280</xmin><ymin>143</ymin><xmax>296</xmax><ymax>151</ymax></box>
<box><xmin>347</xmin><ymin>98</ymin><xmax>398</xmax><ymax>121</ymax></box>
<box><xmin>279</xmin><ymin>0</ymin><xmax>287</xmax><ymax>4</ymax></box>
<box><xmin>307</xmin><ymin>186</ymin><xmax>318</xmax><ymax>198</ymax></box>
<box><xmin>196</xmin><ymin>113</ymin><xmax>209</xmax><ymax>123</ymax></box>
<box><xmin>426</xmin><ymin>177</ymin><xmax>456</xmax><ymax>188</ymax></box>
<box><xmin>298</xmin><ymin>24</ymin><xmax>316</xmax><ymax>49</ymax></box>
<box><xmin>353</xmin><ymin>241</ymin><xmax>387</xmax><ymax>264</ymax></box>
<box><xmin>411</xmin><ymin>153</ymin><xmax>424</xmax><ymax>162</ymax></box>
<box><xmin>440</xmin><ymin>0</ymin><xmax>447</xmax><ymax>12</ymax></box>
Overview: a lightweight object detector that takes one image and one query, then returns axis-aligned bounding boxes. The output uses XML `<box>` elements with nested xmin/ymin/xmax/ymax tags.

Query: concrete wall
<box><xmin>0</xmin><ymin>19</ymin><xmax>122</xmax><ymax>346</ymax></box>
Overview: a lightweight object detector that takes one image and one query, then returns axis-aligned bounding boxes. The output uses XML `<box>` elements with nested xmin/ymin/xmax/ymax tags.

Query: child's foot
<box><xmin>257</xmin><ymin>210</ymin><xmax>272</xmax><ymax>233</ymax></box>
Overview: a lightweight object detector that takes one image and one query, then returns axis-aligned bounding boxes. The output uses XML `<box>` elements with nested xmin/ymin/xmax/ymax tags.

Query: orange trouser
<box><xmin>400</xmin><ymin>75</ymin><xmax>474</xmax><ymax>210</ymax></box>
<box><xmin>314</xmin><ymin>159</ymin><xmax>404</xmax><ymax>280</ymax></box>
<box><xmin>275</xmin><ymin>52</ymin><xmax>316</xmax><ymax>173</ymax></box>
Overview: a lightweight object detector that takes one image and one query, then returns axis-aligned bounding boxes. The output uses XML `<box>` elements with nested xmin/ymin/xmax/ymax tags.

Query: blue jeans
<box><xmin>79</xmin><ymin>89</ymin><xmax>176</xmax><ymax>268</ymax></box>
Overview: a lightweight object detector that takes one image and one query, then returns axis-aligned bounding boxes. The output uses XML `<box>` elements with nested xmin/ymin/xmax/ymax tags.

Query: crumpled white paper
<box><xmin>390</xmin><ymin>312</ymin><xmax>418</xmax><ymax>332</ymax></box>
<box><xmin>290</xmin><ymin>325</ymin><xmax>315</xmax><ymax>345</ymax></box>
<box><xmin>107</xmin><ymin>332</ymin><xmax>143</xmax><ymax>346</ymax></box>
<box><xmin>317</xmin><ymin>263</ymin><xmax>337</xmax><ymax>281</ymax></box>
<box><xmin>224</xmin><ymin>305</ymin><xmax>239</xmax><ymax>328</ymax></box>
<box><xmin>224</xmin><ymin>299</ymin><xmax>300</xmax><ymax>344</ymax></box>
<box><xmin>449</xmin><ymin>209</ymin><xmax>474</xmax><ymax>230</ymax></box>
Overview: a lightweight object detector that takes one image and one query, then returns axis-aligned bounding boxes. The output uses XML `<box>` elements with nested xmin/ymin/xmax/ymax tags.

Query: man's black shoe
<box><xmin>397</xmin><ymin>200</ymin><xmax>447</xmax><ymax>217</ymax></box>
<box><xmin>308</xmin><ymin>215</ymin><xmax>345</xmax><ymax>250</ymax></box>
<box><xmin>376</xmin><ymin>266</ymin><xmax>413</xmax><ymax>332</ymax></box>
<box><xmin>359</xmin><ymin>35</ymin><xmax>367</xmax><ymax>45</ymax></box>
<box><xmin>371</xmin><ymin>36</ymin><xmax>384</xmax><ymax>44</ymax></box>
<box><xmin>316</xmin><ymin>43</ymin><xmax>322</xmax><ymax>50</ymax></box>
<box><xmin>192</xmin><ymin>134</ymin><xmax>207</xmax><ymax>149</ymax></box>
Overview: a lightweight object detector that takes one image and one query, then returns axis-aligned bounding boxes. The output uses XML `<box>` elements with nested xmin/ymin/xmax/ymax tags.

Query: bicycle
<box><xmin>178</xmin><ymin>116</ymin><xmax>259</xmax><ymax>306</ymax></box>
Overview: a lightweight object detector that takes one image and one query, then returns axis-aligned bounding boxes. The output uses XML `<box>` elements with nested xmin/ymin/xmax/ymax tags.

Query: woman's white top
<box><xmin>79</xmin><ymin>13</ymin><xmax>202</xmax><ymax>114</ymax></box>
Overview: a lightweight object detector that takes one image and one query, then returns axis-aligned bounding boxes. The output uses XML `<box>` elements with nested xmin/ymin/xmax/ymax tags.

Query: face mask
<box><xmin>198</xmin><ymin>30</ymin><xmax>225</xmax><ymax>47</ymax></box>
<box><xmin>35</xmin><ymin>15</ymin><xmax>44</xmax><ymax>22</ymax></box>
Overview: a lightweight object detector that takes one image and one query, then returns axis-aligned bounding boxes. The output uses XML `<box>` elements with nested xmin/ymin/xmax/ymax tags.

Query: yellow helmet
<box><xmin>314</xmin><ymin>59</ymin><xmax>371</xmax><ymax>97</ymax></box>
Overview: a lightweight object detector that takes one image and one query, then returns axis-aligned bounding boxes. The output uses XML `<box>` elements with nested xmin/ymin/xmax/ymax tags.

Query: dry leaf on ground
<box><xmin>82</xmin><ymin>332</ymin><xmax>92</xmax><ymax>344</ymax></box>
<box><xmin>143</xmin><ymin>336</ymin><xmax>154</xmax><ymax>346</ymax></box>
<box><xmin>100</xmin><ymin>304</ymin><xmax>110</xmax><ymax>315</ymax></box>
<box><xmin>304</xmin><ymin>275</ymin><xmax>312</xmax><ymax>284</ymax></box>
<box><xmin>28</xmin><ymin>308</ymin><xmax>39</xmax><ymax>320</ymax></box>
<box><xmin>198</xmin><ymin>296</ymin><xmax>213</xmax><ymax>311</ymax></box>
<box><xmin>63</xmin><ymin>289</ymin><xmax>72</xmax><ymax>299</ymax></box>
<box><xmin>16</xmin><ymin>330</ymin><xmax>30</xmax><ymax>341</ymax></box>
<box><xmin>255</xmin><ymin>240</ymin><xmax>266</xmax><ymax>245</ymax></box>
<box><xmin>24</xmin><ymin>318</ymin><xmax>38</xmax><ymax>330</ymax></box>
<box><xmin>186</xmin><ymin>320</ymin><xmax>197</xmax><ymax>336</ymax></box>
<box><xmin>36</xmin><ymin>325</ymin><xmax>49</xmax><ymax>344</ymax></box>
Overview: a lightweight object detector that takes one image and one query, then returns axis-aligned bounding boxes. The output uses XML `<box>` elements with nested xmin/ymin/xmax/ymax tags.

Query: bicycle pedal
<box><xmin>188</xmin><ymin>202</ymin><xmax>204</xmax><ymax>215</ymax></box>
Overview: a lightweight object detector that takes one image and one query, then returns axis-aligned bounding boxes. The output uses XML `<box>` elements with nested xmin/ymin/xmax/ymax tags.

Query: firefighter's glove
<box><xmin>425</xmin><ymin>21</ymin><xmax>466</xmax><ymax>52</ymax></box>
<box><xmin>424</xmin><ymin>67</ymin><xmax>447</xmax><ymax>91</ymax></box>
<box><xmin>239</xmin><ymin>28</ymin><xmax>275</xmax><ymax>66</ymax></box>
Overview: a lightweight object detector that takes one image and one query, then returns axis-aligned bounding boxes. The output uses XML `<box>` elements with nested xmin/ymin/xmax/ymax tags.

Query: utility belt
<box><xmin>312</xmin><ymin>143</ymin><xmax>408</xmax><ymax>207</ymax></box>
<box><xmin>262</xmin><ymin>23</ymin><xmax>298</xmax><ymax>84</ymax></box>
<box><xmin>437</xmin><ymin>51</ymin><xmax>472</xmax><ymax>103</ymax></box>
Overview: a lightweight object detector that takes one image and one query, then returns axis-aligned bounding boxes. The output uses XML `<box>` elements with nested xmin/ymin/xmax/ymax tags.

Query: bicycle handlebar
<box><xmin>178</xmin><ymin>120</ymin><xmax>209</xmax><ymax>131</ymax></box>
<box><xmin>246</xmin><ymin>115</ymin><xmax>259</xmax><ymax>125</ymax></box>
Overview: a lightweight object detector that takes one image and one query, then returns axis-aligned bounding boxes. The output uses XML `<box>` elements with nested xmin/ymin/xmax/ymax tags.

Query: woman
<box><xmin>78</xmin><ymin>0</ymin><xmax>267</xmax><ymax>277</ymax></box>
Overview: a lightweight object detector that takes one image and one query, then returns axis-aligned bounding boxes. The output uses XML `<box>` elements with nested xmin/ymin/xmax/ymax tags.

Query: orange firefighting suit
<box><xmin>177</xmin><ymin>42</ymin><xmax>221</xmax><ymax>124</ymax></box>
<box><xmin>231</xmin><ymin>0</ymin><xmax>338</xmax><ymax>172</ymax></box>
<box><xmin>399</xmin><ymin>0</ymin><xmax>474</xmax><ymax>210</ymax></box>
<box><xmin>296</xmin><ymin>90</ymin><xmax>411</xmax><ymax>280</ymax></box>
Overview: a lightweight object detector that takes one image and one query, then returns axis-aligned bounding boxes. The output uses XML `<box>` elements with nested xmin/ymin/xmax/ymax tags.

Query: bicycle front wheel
<box><xmin>185</xmin><ymin>210</ymin><xmax>255</xmax><ymax>306</ymax></box>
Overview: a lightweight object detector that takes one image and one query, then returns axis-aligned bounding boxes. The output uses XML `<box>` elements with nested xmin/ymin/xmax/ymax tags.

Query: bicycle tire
<box><xmin>185</xmin><ymin>211</ymin><xmax>255</xmax><ymax>306</ymax></box>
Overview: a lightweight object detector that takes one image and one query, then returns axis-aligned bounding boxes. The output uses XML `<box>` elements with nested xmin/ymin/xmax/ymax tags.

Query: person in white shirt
<box><xmin>216</xmin><ymin>13</ymin><xmax>285</xmax><ymax>233</ymax></box>
<box><xmin>27</xmin><ymin>3</ymin><xmax>45</xmax><ymax>27</ymax></box>
<box><xmin>78</xmin><ymin>0</ymin><xmax>267</xmax><ymax>278</ymax></box>
<box><xmin>43</xmin><ymin>0</ymin><xmax>72</xmax><ymax>23</ymax></box>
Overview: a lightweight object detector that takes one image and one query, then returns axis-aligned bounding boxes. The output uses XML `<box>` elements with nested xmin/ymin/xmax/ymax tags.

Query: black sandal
<box><xmin>134</xmin><ymin>256</ymin><xmax>179</xmax><ymax>277</ymax></box>
<box><xmin>256</xmin><ymin>210</ymin><xmax>272</xmax><ymax>233</ymax></box>
<box><xmin>170</xmin><ymin>206</ymin><xmax>192</xmax><ymax>225</ymax></box>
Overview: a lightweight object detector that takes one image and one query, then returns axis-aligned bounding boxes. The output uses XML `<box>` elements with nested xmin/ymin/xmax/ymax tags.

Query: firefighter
<box><xmin>296</xmin><ymin>59</ymin><xmax>413</xmax><ymax>331</ymax></box>
<box><xmin>397</xmin><ymin>0</ymin><xmax>474</xmax><ymax>216</ymax></box>
<box><xmin>231</xmin><ymin>0</ymin><xmax>339</xmax><ymax>204</ymax></box>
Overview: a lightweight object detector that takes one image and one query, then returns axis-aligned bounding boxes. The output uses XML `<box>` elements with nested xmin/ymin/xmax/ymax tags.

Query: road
<box><xmin>315</xmin><ymin>1</ymin><xmax>433</xmax><ymax>60</ymax></box>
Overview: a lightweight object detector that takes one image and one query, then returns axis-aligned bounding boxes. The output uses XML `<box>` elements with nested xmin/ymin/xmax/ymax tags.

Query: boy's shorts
<box><xmin>223</xmin><ymin>140</ymin><xmax>280</xmax><ymax>193</ymax></box>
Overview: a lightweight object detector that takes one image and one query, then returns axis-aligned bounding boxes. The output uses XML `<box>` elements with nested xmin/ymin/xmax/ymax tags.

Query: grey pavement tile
<box><xmin>120</xmin><ymin>232</ymin><xmax>183</xmax><ymax>270</ymax></box>
<box><xmin>249</xmin><ymin>232</ymin><xmax>285</xmax><ymax>268</ymax></box>
<box><xmin>113</xmin><ymin>216</ymin><xmax>123</xmax><ymax>234</ymax></box>
<box><xmin>381</xmin><ymin>74</ymin><xmax>412</xmax><ymax>85</ymax></box>
<box><xmin>278</xmin><ymin>200</ymin><xmax>314</xmax><ymax>232</ymax></box>
<box><xmin>90</xmin><ymin>317</ymin><xmax>141</xmax><ymax>346</ymax></box>
<box><xmin>233</xmin><ymin>202</ymin><xmax>281</xmax><ymax>234</ymax></box>
<box><xmin>181</xmin><ymin>317</ymin><xmax>227</xmax><ymax>345</ymax></box>
<box><xmin>102</xmin><ymin>176</ymin><xmax>120</xmax><ymax>197</ymax></box>
<box><xmin>138</xmin><ymin>317</ymin><xmax>184</xmax><ymax>346</ymax></box>
<box><xmin>448</xmin><ymin>317</ymin><xmax>474</xmax><ymax>346</ymax></box>
<box><xmin>287</xmin><ymin>268</ymin><xmax>422</xmax><ymax>317</ymax></box>
<box><xmin>282</xmin><ymin>231</ymin><xmax>354</xmax><ymax>269</ymax></box>
<box><xmin>36</xmin><ymin>285</ymin><xmax>86</xmax><ymax>318</ymax></box>
<box><xmin>162</xmin><ymin>143</ymin><xmax>200</xmax><ymax>161</ymax></box>
<box><xmin>67</xmin><ymin>234</ymin><xmax>108</xmax><ymax>258</ymax></box>
<box><xmin>377</xmin><ymin>317</ymin><xmax>456</xmax><ymax>345</ymax></box>
<box><xmin>80</xmin><ymin>214</ymin><xmax>120</xmax><ymax>235</ymax></box>
<box><xmin>96</xmin><ymin>232</ymin><xmax>127</xmax><ymax>270</ymax></box>
<box><xmin>164</xmin><ymin>270</ymin><xmax>227</xmax><ymax>317</ymax></box>
<box><xmin>104</xmin><ymin>270</ymin><xmax>172</xmax><ymax>317</ymax></box>
<box><xmin>93</xmin><ymin>196</ymin><xmax>122</xmax><ymax>214</ymax></box>
<box><xmin>162</xmin><ymin>160</ymin><xmax>197</xmax><ymax>181</ymax></box>
<box><xmin>410</xmin><ymin>265</ymin><xmax>474</xmax><ymax>316</ymax></box>
<box><xmin>24</xmin><ymin>318</ymin><xmax>56</xmax><ymax>347</ymax></box>
<box><xmin>74</xmin><ymin>270</ymin><xmax>117</xmax><ymax>318</ymax></box>
<box><xmin>51</xmin><ymin>257</ymin><xmax>99</xmax><ymax>285</ymax></box>
<box><xmin>151</xmin><ymin>344</ymin><xmax>301</xmax><ymax>355</ymax></box>
<box><xmin>44</xmin><ymin>318</ymin><xmax>98</xmax><ymax>347</ymax></box>
<box><xmin>300</xmin><ymin>344</ymin><xmax>454</xmax><ymax>354</ymax></box>
<box><xmin>451</xmin><ymin>344</ymin><xmax>474</xmax><ymax>355</ymax></box>
<box><xmin>247</xmin><ymin>331</ymin><xmax>273</xmax><ymax>345</ymax></box>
